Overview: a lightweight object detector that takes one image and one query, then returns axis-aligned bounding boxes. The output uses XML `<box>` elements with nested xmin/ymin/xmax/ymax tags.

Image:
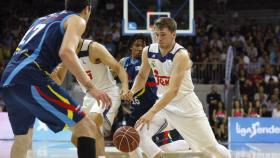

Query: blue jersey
<box><xmin>122</xmin><ymin>56</ymin><xmax>158</xmax><ymax>125</ymax></box>
<box><xmin>123</xmin><ymin>56</ymin><xmax>157</xmax><ymax>93</ymax></box>
<box><xmin>1</xmin><ymin>11</ymin><xmax>76</xmax><ymax>87</ymax></box>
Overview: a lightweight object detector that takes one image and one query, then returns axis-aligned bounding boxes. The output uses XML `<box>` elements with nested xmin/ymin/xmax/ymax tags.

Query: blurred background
<box><xmin>0</xmin><ymin>0</ymin><xmax>280</xmax><ymax>157</ymax></box>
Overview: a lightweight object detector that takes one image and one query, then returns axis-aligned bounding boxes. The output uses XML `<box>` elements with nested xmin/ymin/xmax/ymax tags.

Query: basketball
<box><xmin>113</xmin><ymin>126</ymin><xmax>140</xmax><ymax>152</ymax></box>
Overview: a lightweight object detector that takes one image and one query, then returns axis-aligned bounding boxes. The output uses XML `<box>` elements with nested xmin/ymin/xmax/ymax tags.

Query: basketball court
<box><xmin>1</xmin><ymin>1</ymin><xmax>280</xmax><ymax>158</ymax></box>
<box><xmin>1</xmin><ymin>140</ymin><xmax>280</xmax><ymax>158</ymax></box>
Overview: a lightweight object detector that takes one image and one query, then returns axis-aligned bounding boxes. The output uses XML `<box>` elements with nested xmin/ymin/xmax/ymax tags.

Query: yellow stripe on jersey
<box><xmin>23</xmin><ymin>53</ymin><xmax>51</xmax><ymax>76</ymax></box>
<box><xmin>137</xmin><ymin>87</ymin><xmax>146</xmax><ymax>97</ymax></box>
<box><xmin>47</xmin><ymin>85</ymin><xmax>73</xmax><ymax>129</ymax></box>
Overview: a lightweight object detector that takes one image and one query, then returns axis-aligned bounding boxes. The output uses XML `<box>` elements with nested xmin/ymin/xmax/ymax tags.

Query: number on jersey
<box><xmin>18</xmin><ymin>24</ymin><xmax>46</xmax><ymax>46</ymax></box>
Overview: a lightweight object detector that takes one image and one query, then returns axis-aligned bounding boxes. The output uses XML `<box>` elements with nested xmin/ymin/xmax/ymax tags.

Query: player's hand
<box><xmin>88</xmin><ymin>88</ymin><xmax>112</xmax><ymax>109</ymax></box>
<box><xmin>120</xmin><ymin>88</ymin><xmax>129</xmax><ymax>100</ymax></box>
<box><xmin>135</xmin><ymin>110</ymin><xmax>156</xmax><ymax>130</ymax></box>
<box><xmin>121</xmin><ymin>90</ymin><xmax>134</xmax><ymax>101</ymax></box>
<box><xmin>121</xmin><ymin>101</ymin><xmax>132</xmax><ymax>114</ymax></box>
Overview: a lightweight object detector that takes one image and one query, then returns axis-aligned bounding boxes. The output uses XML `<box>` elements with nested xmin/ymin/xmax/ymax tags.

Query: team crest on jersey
<box><xmin>151</xmin><ymin>60</ymin><xmax>156</xmax><ymax>68</ymax></box>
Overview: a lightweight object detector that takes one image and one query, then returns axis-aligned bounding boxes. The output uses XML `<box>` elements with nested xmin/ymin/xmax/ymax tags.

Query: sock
<box><xmin>98</xmin><ymin>156</ymin><xmax>106</xmax><ymax>158</ymax></box>
<box><xmin>77</xmin><ymin>137</ymin><xmax>96</xmax><ymax>158</ymax></box>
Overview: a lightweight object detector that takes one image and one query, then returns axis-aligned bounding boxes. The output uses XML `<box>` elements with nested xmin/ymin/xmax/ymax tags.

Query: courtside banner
<box><xmin>229</xmin><ymin>117</ymin><xmax>280</xmax><ymax>143</ymax></box>
<box><xmin>33</xmin><ymin>119</ymin><xmax>71</xmax><ymax>141</ymax></box>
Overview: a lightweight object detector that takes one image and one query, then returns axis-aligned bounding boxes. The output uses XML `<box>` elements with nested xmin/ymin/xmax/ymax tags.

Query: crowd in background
<box><xmin>0</xmin><ymin>0</ymin><xmax>280</xmax><ymax>141</ymax></box>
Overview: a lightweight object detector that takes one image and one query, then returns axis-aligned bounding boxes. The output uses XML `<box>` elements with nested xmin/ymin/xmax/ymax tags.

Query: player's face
<box><xmin>154</xmin><ymin>27</ymin><xmax>176</xmax><ymax>48</ymax></box>
<box><xmin>131</xmin><ymin>39</ymin><xmax>145</xmax><ymax>59</ymax></box>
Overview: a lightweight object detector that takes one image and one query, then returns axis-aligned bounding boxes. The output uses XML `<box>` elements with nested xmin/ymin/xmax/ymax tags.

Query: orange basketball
<box><xmin>113</xmin><ymin>126</ymin><xmax>140</xmax><ymax>152</ymax></box>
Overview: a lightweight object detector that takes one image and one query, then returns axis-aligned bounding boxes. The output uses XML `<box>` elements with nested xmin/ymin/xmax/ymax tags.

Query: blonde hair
<box><xmin>154</xmin><ymin>17</ymin><xmax>177</xmax><ymax>32</ymax></box>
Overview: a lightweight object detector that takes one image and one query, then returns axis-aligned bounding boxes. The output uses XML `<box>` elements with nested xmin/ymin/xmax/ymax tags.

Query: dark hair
<box><xmin>65</xmin><ymin>0</ymin><xmax>92</xmax><ymax>13</ymax></box>
<box><xmin>154</xmin><ymin>17</ymin><xmax>177</xmax><ymax>32</ymax></box>
<box><xmin>128</xmin><ymin>34</ymin><xmax>148</xmax><ymax>48</ymax></box>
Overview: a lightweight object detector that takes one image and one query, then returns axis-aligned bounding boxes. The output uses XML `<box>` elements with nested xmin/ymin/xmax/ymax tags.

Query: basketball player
<box><xmin>52</xmin><ymin>39</ymin><xmax>128</xmax><ymax>158</ymax></box>
<box><xmin>123</xmin><ymin>17</ymin><xmax>231</xmax><ymax>158</ymax></box>
<box><xmin>0</xmin><ymin>1</ymin><xmax>111</xmax><ymax>158</ymax></box>
<box><xmin>120</xmin><ymin>35</ymin><xmax>189</xmax><ymax>158</ymax></box>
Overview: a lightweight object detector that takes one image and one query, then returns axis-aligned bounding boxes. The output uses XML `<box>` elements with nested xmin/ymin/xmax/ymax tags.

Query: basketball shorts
<box><xmin>2</xmin><ymin>84</ymin><xmax>85</xmax><ymax>135</ymax></box>
<box><xmin>126</xmin><ymin>87</ymin><xmax>157</xmax><ymax>126</ymax></box>
<box><xmin>82</xmin><ymin>85</ymin><xmax>121</xmax><ymax>127</ymax></box>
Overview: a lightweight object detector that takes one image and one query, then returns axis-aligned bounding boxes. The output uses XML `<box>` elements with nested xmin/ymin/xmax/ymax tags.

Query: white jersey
<box><xmin>78</xmin><ymin>40</ymin><xmax>116</xmax><ymax>93</ymax></box>
<box><xmin>147</xmin><ymin>43</ymin><xmax>194</xmax><ymax>102</ymax></box>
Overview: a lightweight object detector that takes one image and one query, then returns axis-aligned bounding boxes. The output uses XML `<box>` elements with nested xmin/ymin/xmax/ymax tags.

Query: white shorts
<box><xmin>138</xmin><ymin>92</ymin><xmax>218</xmax><ymax>157</ymax></box>
<box><xmin>160</xmin><ymin>140</ymin><xmax>190</xmax><ymax>152</ymax></box>
<box><xmin>82</xmin><ymin>85</ymin><xmax>121</xmax><ymax>125</ymax></box>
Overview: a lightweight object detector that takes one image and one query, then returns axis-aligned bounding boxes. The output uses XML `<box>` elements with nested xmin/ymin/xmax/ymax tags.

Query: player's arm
<box><xmin>50</xmin><ymin>63</ymin><xmax>68</xmax><ymax>85</ymax></box>
<box><xmin>149</xmin><ymin>51</ymin><xmax>190</xmax><ymax>113</ymax></box>
<box><xmin>59</xmin><ymin>16</ymin><xmax>89</xmax><ymax>87</ymax></box>
<box><xmin>59</xmin><ymin>16</ymin><xmax>111</xmax><ymax>107</ymax></box>
<box><xmin>90</xmin><ymin>42</ymin><xmax>129</xmax><ymax>94</ymax></box>
<box><xmin>130</xmin><ymin>47</ymin><xmax>150</xmax><ymax>94</ymax></box>
<box><xmin>51</xmin><ymin>39</ymin><xmax>83</xmax><ymax>85</ymax></box>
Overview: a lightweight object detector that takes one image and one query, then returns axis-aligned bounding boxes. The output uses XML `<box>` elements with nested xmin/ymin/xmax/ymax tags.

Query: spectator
<box><xmin>246</xmin><ymin>41</ymin><xmax>258</xmax><ymax>59</ymax></box>
<box><xmin>207</xmin><ymin>85</ymin><xmax>221</xmax><ymax>126</ymax></box>
<box><xmin>266</xmin><ymin>94</ymin><xmax>279</xmax><ymax>112</ymax></box>
<box><xmin>241</xmin><ymin>94</ymin><xmax>252</xmax><ymax>115</ymax></box>
<box><xmin>104</xmin><ymin>33</ymin><xmax>117</xmax><ymax>57</ymax></box>
<box><xmin>272</xmin><ymin>102</ymin><xmax>280</xmax><ymax>118</ymax></box>
<box><xmin>231</xmin><ymin>100</ymin><xmax>245</xmax><ymax>117</ymax></box>
<box><xmin>213</xmin><ymin>101</ymin><xmax>227</xmax><ymax>140</ymax></box>
<box><xmin>264</xmin><ymin>66</ymin><xmax>278</xmax><ymax>84</ymax></box>
<box><xmin>261</xmin><ymin>105</ymin><xmax>272</xmax><ymax>117</ymax></box>
<box><xmin>253</xmin><ymin>100</ymin><xmax>262</xmax><ymax>116</ymax></box>
<box><xmin>210</xmin><ymin>32</ymin><xmax>223</xmax><ymax>51</ymax></box>
<box><xmin>247</xmin><ymin>57</ymin><xmax>261</xmax><ymax>75</ymax></box>
<box><xmin>254</xmin><ymin>86</ymin><xmax>268</xmax><ymax>102</ymax></box>
<box><xmin>247</xmin><ymin>102</ymin><xmax>260</xmax><ymax>117</ymax></box>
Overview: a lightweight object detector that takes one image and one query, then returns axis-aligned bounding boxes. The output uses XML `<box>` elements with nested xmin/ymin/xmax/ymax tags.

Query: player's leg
<box><xmin>2</xmin><ymin>86</ymin><xmax>35</xmax><ymax>158</ymax></box>
<box><xmin>77</xmin><ymin>87</ymin><xmax>121</xmax><ymax>158</ymax></box>
<box><xmin>29</xmin><ymin>84</ymin><xmax>97</xmax><ymax>158</ymax></box>
<box><xmin>70</xmin><ymin>93</ymin><xmax>104</xmax><ymax>157</ymax></box>
<box><xmin>26</xmin><ymin>128</ymin><xmax>34</xmax><ymax>158</ymax></box>
<box><xmin>126</xmin><ymin>116</ymin><xmax>144</xmax><ymax>158</ymax></box>
<box><xmin>70</xmin><ymin>115</ymin><xmax>97</xmax><ymax>158</ymax></box>
<box><xmin>93</xmin><ymin>86</ymin><xmax>121</xmax><ymax>157</ymax></box>
<box><xmin>102</xmin><ymin>86</ymin><xmax>121</xmax><ymax>133</ymax></box>
<box><xmin>136</xmin><ymin>111</ymin><xmax>169</xmax><ymax>158</ymax></box>
<box><xmin>153</xmin><ymin>129</ymin><xmax>190</xmax><ymax>152</ymax></box>
<box><xmin>90</xmin><ymin>112</ymin><xmax>105</xmax><ymax>157</ymax></box>
<box><xmin>164</xmin><ymin>111</ymin><xmax>231</xmax><ymax>158</ymax></box>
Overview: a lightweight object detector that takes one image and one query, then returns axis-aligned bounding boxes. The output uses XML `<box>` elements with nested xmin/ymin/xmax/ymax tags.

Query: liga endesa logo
<box><xmin>236</xmin><ymin>122</ymin><xmax>280</xmax><ymax>138</ymax></box>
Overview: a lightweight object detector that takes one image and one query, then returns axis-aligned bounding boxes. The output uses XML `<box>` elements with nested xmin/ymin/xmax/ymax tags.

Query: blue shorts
<box><xmin>2</xmin><ymin>84</ymin><xmax>85</xmax><ymax>135</ymax></box>
<box><xmin>126</xmin><ymin>87</ymin><xmax>157</xmax><ymax>126</ymax></box>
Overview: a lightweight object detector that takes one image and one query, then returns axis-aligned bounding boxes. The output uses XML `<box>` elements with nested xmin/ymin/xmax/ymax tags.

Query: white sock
<box><xmin>98</xmin><ymin>156</ymin><xmax>106</xmax><ymax>158</ymax></box>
